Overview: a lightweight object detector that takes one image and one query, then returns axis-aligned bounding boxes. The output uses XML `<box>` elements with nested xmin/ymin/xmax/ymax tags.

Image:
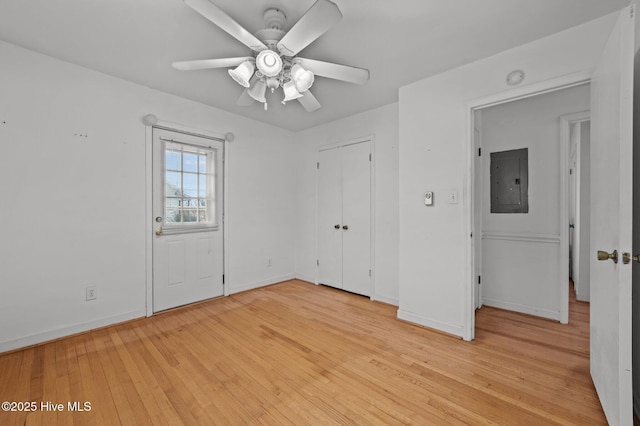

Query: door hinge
<box><xmin>369</xmin><ymin>153</ymin><xmax>371</xmax><ymax>162</ymax></box>
<box><xmin>570</xmin><ymin>169</ymin><xmax>573</xmax><ymax>175</ymax></box>
<box><xmin>317</xmin><ymin>259</ymin><xmax>319</xmax><ymax>266</ymax></box>
<box><xmin>478</xmin><ymin>275</ymin><xmax>481</xmax><ymax>285</ymax></box>
<box><xmin>470</xmin><ymin>232</ymin><xmax>473</xmax><ymax>238</ymax></box>
<box><xmin>369</xmin><ymin>269</ymin><xmax>371</xmax><ymax>277</ymax></box>
<box><xmin>478</xmin><ymin>148</ymin><xmax>482</xmax><ymax>156</ymax></box>
<box><xmin>317</xmin><ymin>162</ymin><xmax>319</xmax><ymax>169</ymax></box>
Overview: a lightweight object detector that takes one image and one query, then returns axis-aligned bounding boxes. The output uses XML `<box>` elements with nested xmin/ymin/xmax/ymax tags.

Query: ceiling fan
<box><xmin>172</xmin><ymin>0</ymin><xmax>370</xmax><ymax>112</ymax></box>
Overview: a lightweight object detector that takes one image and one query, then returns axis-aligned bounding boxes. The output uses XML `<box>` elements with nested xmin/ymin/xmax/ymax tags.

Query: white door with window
<box><xmin>589</xmin><ymin>5</ymin><xmax>633</xmax><ymax>425</ymax></box>
<box><xmin>317</xmin><ymin>141</ymin><xmax>371</xmax><ymax>296</ymax></box>
<box><xmin>152</xmin><ymin>128</ymin><xmax>224</xmax><ymax>312</ymax></box>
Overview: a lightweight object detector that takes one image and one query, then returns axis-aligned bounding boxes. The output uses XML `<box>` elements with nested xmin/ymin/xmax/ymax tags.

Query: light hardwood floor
<box><xmin>0</xmin><ymin>280</ymin><xmax>605</xmax><ymax>425</ymax></box>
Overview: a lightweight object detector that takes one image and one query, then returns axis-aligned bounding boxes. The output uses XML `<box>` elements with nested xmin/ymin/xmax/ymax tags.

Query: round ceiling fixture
<box><xmin>506</xmin><ymin>70</ymin><xmax>525</xmax><ymax>86</ymax></box>
<box><xmin>255</xmin><ymin>50</ymin><xmax>283</xmax><ymax>77</ymax></box>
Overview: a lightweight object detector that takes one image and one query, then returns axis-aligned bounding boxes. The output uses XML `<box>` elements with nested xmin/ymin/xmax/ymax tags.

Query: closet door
<box><xmin>317</xmin><ymin>147</ymin><xmax>343</xmax><ymax>288</ymax></box>
<box><xmin>341</xmin><ymin>142</ymin><xmax>371</xmax><ymax>296</ymax></box>
<box><xmin>317</xmin><ymin>141</ymin><xmax>371</xmax><ymax>296</ymax></box>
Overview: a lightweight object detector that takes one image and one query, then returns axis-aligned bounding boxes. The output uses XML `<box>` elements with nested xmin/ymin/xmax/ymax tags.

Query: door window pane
<box><xmin>163</xmin><ymin>142</ymin><xmax>217</xmax><ymax>227</ymax></box>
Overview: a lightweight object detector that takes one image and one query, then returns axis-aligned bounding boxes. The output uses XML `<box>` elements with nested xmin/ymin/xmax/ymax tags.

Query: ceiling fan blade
<box><xmin>295</xmin><ymin>58</ymin><xmax>369</xmax><ymax>84</ymax></box>
<box><xmin>172</xmin><ymin>57</ymin><xmax>253</xmax><ymax>71</ymax></box>
<box><xmin>297</xmin><ymin>91</ymin><xmax>321</xmax><ymax>112</ymax></box>
<box><xmin>236</xmin><ymin>88</ymin><xmax>255</xmax><ymax>106</ymax></box>
<box><xmin>277</xmin><ymin>0</ymin><xmax>342</xmax><ymax>57</ymax></box>
<box><xmin>184</xmin><ymin>0</ymin><xmax>267</xmax><ymax>52</ymax></box>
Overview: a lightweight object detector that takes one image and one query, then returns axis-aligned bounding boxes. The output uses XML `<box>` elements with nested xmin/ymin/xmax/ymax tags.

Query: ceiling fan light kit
<box><xmin>227</xmin><ymin>60</ymin><xmax>255</xmax><ymax>87</ymax></box>
<box><xmin>172</xmin><ymin>0</ymin><xmax>370</xmax><ymax>112</ymax></box>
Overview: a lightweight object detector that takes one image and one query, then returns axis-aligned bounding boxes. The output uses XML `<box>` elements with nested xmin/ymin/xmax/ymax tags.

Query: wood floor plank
<box><xmin>0</xmin><ymin>279</ymin><xmax>607</xmax><ymax>425</ymax></box>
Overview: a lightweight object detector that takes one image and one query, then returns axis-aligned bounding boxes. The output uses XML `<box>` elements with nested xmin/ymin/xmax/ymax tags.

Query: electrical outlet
<box><xmin>86</xmin><ymin>286</ymin><xmax>97</xmax><ymax>301</ymax></box>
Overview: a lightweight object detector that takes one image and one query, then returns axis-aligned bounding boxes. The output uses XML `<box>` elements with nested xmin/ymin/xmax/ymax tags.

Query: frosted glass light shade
<box><xmin>228</xmin><ymin>61</ymin><xmax>255</xmax><ymax>88</ymax></box>
<box><xmin>291</xmin><ymin>64</ymin><xmax>314</xmax><ymax>93</ymax></box>
<box><xmin>282</xmin><ymin>80</ymin><xmax>303</xmax><ymax>103</ymax></box>
<box><xmin>255</xmin><ymin>50</ymin><xmax>283</xmax><ymax>77</ymax></box>
<box><xmin>248</xmin><ymin>79</ymin><xmax>267</xmax><ymax>103</ymax></box>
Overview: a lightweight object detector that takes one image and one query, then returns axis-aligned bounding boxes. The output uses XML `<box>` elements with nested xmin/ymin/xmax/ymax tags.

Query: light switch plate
<box><xmin>449</xmin><ymin>191</ymin><xmax>458</xmax><ymax>204</ymax></box>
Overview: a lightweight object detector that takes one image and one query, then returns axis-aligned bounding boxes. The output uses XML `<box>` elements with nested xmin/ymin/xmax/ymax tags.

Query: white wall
<box><xmin>398</xmin><ymin>13</ymin><xmax>617</xmax><ymax>338</ymax></box>
<box><xmin>0</xmin><ymin>40</ymin><xmax>296</xmax><ymax>352</ymax></box>
<box><xmin>479</xmin><ymin>85</ymin><xmax>590</xmax><ymax>320</ymax></box>
<box><xmin>294</xmin><ymin>103</ymin><xmax>400</xmax><ymax>305</ymax></box>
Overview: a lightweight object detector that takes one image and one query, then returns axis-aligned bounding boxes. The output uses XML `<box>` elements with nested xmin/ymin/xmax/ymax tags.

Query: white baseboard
<box><xmin>482</xmin><ymin>298</ymin><xmax>560</xmax><ymax>321</ymax></box>
<box><xmin>294</xmin><ymin>273</ymin><xmax>316</xmax><ymax>284</ymax></box>
<box><xmin>396</xmin><ymin>309</ymin><xmax>464</xmax><ymax>338</ymax></box>
<box><xmin>0</xmin><ymin>309</ymin><xmax>145</xmax><ymax>354</ymax></box>
<box><xmin>228</xmin><ymin>273</ymin><xmax>296</xmax><ymax>295</ymax></box>
<box><xmin>372</xmin><ymin>293</ymin><xmax>399</xmax><ymax>306</ymax></box>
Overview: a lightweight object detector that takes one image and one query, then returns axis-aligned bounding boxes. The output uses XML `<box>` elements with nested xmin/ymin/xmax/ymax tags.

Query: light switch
<box><xmin>449</xmin><ymin>192</ymin><xmax>458</xmax><ymax>204</ymax></box>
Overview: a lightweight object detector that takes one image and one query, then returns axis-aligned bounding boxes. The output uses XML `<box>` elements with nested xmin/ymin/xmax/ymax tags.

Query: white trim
<box><xmin>144</xmin><ymin>117</ymin><xmax>230</xmax><ymax>316</ymax></box>
<box><xmin>228</xmin><ymin>274</ymin><xmax>296</xmax><ymax>295</ymax></box>
<box><xmin>0</xmin><ymin>310</ymin><xmax>145</xmax><ymax>354</ymax></box>
<box><xmin>223</xmin><ymin>137</ymin><xmax>231</xmax><ymax>296</ymax></box>
<box><xmin>295</xmin><ymin>273</ymin><xmax>316</xmax><ymax>284</ymax></box>
<box><xmin>397</xmin><ymin>309</ymin><xmax>464</xmax><ymax>338</ymax></box>
<box><xmin>315</xmin><ymin>135</ymin><xmax>376</xmax><ymax>299</ymax></box>
<box><xmin>464</xmin><ymin>73</ymin><xmax>592</xmax><ymax>340</ymax></box>
<box><xmin>481</xmin><ymin>232</ymin><xmax>560</xmax><ymax>244</ymax></box>
<box><xmin>145</xmin><ymin>124</ymin><xmax>154</xmax><ymax>317</ymax></box>
<box><xmin>559</xmin><ymin>111</ymin><xmax>590</xmax><ymax>324</ymax></box>
<box><xmin>372</xmin><ymin>293</ymin><xmax>399</xmax><ymax>306</ymax></box>
<box><xmin>482</xmin><ymin>298</ymin><xmax>560</xmax><ymax>321</ymax></box>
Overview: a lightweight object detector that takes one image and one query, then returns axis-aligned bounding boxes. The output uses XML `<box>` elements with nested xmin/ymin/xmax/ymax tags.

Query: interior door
<box><xmin>317</xmin><ymin>147</ymin><xmax>343</xmax><ymax>288</ymax></box>
<box><xmin>152</xmin><ymin>128</ymin><xmax>224</xmax><ymax>312</ymax></box>
<box><xmin>569</xmin><ymin>125</ymin><xmax>578</xmax><ymax>281</ymax></box>
<box><xmin>589</xmin><ymin>6</ymin><xmax>634</xmax><ymax>425</ymax></box>
<box><xmin>341</xmin><ymin>142</ymin><xmax>371</xmax><ymax>296</ymax></box>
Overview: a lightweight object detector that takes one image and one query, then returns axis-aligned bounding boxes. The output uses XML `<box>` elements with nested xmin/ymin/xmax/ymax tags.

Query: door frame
<box><xmin>315</xmin><ymin>135</ymin><xmax>376</xmax><ymax>299</ymax></box>
<box><xmin>463</xmin><ymin>71</ymin><xmax>591</xmax><ymax>340</ymax></box>
<box><xmin>144</xmin><ymin>118</ymin><xmax>230</xmax><ymax>317</ymax></box>
<box><xmin>560</xmin><ymin>111</ymin><xmax>591</xmax><ymax>301</ymax></box>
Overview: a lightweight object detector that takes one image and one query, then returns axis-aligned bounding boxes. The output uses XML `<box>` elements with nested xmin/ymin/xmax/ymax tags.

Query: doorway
<box><xmin>151</xmin><ymin>127</ymin><xmax>225</xmax><ymax>312</ymax></box>
<box><xmin>565</xmin><ymin>114</ymin><xmax>591</xmax><ymax>302</ymax></box>
<box><xmin>472</xmin><ymin>84</ymin><xmax>590</xmax><ymax>324</ymax></box>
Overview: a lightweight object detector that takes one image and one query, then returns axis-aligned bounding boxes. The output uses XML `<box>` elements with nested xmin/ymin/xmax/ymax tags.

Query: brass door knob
<box><xmin>155</xmin><ymin>229</ymin><xmax>163</xmax><ymax>236</ymax></box>
<box><xmin>622</xmin><ymin>252</ymin><xmax>640</xmax><ymax>264</ymax></box>
<box><xmin>597</xmin><ymin>250</ymin><xmax>618</xmax><ymax>264</ymax></box>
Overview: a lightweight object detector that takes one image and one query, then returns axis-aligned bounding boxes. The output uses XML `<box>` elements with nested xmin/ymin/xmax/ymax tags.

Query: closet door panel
<box><xmin>341</xmin><ymin>142</ymin><xmax>371</xmax><ymax>296</ymax></box>
<box><xmin>317</xmin><ymin>147</ymin><xmax>343</xmax><ymax>288</ymax></box>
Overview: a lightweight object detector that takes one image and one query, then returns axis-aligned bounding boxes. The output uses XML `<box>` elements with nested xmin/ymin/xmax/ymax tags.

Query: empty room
<box><xmin>0</xmin><ymin>0</ymin><xmax>638</xmax><ymax>424</ymax></box>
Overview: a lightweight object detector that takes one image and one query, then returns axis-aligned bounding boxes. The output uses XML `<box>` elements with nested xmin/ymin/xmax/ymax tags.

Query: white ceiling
<box><xmin>0</xmin><ymin>0</ymin><xmax>629</xmax><ymax>131</ymax></box>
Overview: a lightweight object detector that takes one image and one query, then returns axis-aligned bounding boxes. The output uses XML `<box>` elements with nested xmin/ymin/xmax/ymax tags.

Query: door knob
<box><xmin>342</xmin><ymin>225</ymin><xmax>349</xmax><ymax>230</ymax></box>
<box><xmin>155</xmin><ymin>229</ymin><xmax>163</xmax><ymax>236</ymax></box>
<box><xmin>334</xmin><ymin>224</ymin><xmax>340</xmax><ymax>229</ymax></box>
<box><xmin>597</xmin><ymin>249</ymin><xmax>618</xmax><ymax>264</ymax></box>
<box><xmin>622</xmin><ymin>252</ymin><xmax>640</xmax><ymax>264</ymax></box>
